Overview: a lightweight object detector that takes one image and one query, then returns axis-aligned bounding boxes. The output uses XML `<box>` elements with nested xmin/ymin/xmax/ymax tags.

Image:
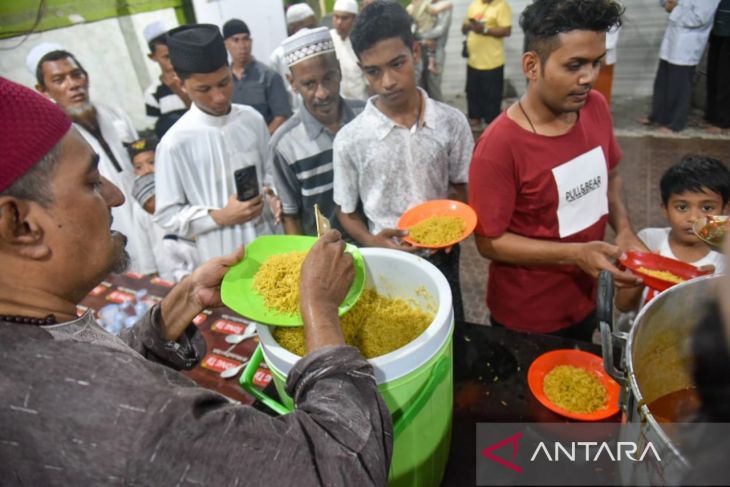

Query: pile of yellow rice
<box><xmin>637</xmin><ymin>267</ymin><xmax>684</xmax><ymax>284</ymax></box>
<box><xmin>543</xmin><ymin>365</ymin><xmax>608</xmax><ymax>414</ymax></box>
<box><xmin>274</xmin><ymin>289</ymin><xmax>434</xmax><ymax>358</ymax></box>
<box><xmin>409</xmin><ymin>216</ymin><xmax>465</xmax><ymax>246</ymax></box>
<box><xmin>253</xmin><ymin>251</ymin><xmax>307</xmax><ymax>315</ymax></box>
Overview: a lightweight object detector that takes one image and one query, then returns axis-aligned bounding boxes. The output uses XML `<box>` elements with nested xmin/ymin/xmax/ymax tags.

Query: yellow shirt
<box><xmin>463</xmin><ymin>0</ymin><xmax>512</xmax><ymax>70</ymax></box>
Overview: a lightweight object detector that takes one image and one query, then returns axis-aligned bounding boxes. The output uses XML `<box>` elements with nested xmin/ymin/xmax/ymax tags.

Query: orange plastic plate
<box><xmin>397</xmin><ymin>199</ymin><xmax>477</xmax><ymax>249</ymax></box>
<box><xmin>528</xmin><ymin>349</ymin><xmax>620</xmax><ymax>421</ymax></box>
<box><xmin>619</xmin><ymin>251</ymin><xmax>710</xmax><ymax>292</ymax></box>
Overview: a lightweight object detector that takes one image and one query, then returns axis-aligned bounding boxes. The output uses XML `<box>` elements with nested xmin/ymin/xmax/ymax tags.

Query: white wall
<box><xmin>441</xmin><ymin>0</ymin><xmax>672</xmax><ymax>98</ymax></box>
<box><xmin>191</xmin><ymin>0</ymin><xmax>287</xmax><ymax>65</ymax></box>
<box><xmin>0</xmin><ymin>9</ymin><xmax>180</xmax><ymax>130</ymax></box>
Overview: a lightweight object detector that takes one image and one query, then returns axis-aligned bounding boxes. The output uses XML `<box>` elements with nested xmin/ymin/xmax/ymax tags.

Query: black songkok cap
<box><xmin>167</xmin><ymin>24</ymin><xmax>227</xmax><ymax>74</ymax></box>
<box><xmin>223</xmin><ymin>19</ymin><xmax>250</xmax><ymax>40</ymax></box>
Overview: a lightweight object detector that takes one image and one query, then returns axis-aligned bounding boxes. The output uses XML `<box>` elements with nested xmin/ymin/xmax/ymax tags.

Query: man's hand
<box><xmin>574</xmin><ymin>241</ymin><xmax>642</xmax><ymax>287</ymax></box>
<box><xmin>300</xmin><ymin>230</ymin><xmax>352</xmax><ymax>352</ymax></box>
<box><xmin>366</xmin><ymin>228</ymin><xmax>418</xmax><ymax>252</ymax></box>
<box><xmin>210</xmin><ymin>194</ymin><xmax>264</xmax><ymax>227</ymax></box>
<box><xmin>300</xmin><ymin>230</ymin><xmax>354</xmax><ymax>312</ymax></box>
<box><xmin>159</xmin><ymin>246</ymin><xmax>244</xmax><ymax>340</ymax></box>
<box><xmin>263</xmin><ymin>186</ymin><xmax>282</xmax><ymax>225</ymax></box>
<box><xmin>188</xmin><ymin>246</ymin><xmax>245</xmax><ymax>309</ymax></box>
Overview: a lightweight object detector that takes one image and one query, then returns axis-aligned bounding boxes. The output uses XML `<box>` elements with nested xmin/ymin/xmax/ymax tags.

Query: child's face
<box><xmin>664</xmin><ymin>189</ymin><xmax>726</xmax><ymax>245</ymax></box>
<box><xmin>132</xmin><ymin>151</ymin><xmax>155</xmax><ymax>177</ymax></box>
<box><xmin>148</xmin><ymin>44</ymin><xmax>174</xmax><ymax>73</ymax></box>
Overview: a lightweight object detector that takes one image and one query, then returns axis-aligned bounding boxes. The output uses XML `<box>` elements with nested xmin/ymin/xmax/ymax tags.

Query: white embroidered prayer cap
<box><xmin>143</xmin><ymin>20</ymin><xmax>168</xmax><ymax>44</ymax></box>
<box><xmin>286</xmin><ymin>3</ymin><xmax>316</xmax><ymax>25</ymax></box>
<box><xmin>333</xmin><ymin>0</ymin><xmax>358</xmax><ymax>14</ymax></box>
<box><xmin>282</xmin><ymin>27</ymin><xmax>335</xmax><ymax>67</ymax></box>
<box><xmin>26</xmin><ymin>42</ymin><xmax>65</xmax><ymax>75</ymax></box>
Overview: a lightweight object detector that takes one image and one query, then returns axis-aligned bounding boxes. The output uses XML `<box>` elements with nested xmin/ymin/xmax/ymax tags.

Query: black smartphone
<box><xmin>234</xmin><ymin>166</ymin><xmax>260</xmax><ymax>201</ymax></box>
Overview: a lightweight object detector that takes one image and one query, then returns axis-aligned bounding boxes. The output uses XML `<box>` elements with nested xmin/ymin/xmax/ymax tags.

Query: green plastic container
<box><xmin>241</xmin><ymin>248</ymin><xmax>454</xmax><ymax>486</ymax></box>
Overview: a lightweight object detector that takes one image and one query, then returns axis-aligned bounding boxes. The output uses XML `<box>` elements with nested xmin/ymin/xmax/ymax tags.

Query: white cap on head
<box><xmin>333</xmin><ymin>0</ymin><xmax>358</xmax><ymax>14</ymax></box>
<box><xmin>143</xmin><ymin>20</ymin><xmax>168</xmax><ymax>44</ymax></box>
<box><xmin>286</xmin><ymin>3</ymin><xmax>316</xmax><ymax>25</ymax></box>
<box><xmin>282</xmin><ymin>26</ymin><xmax>335</xmax><ymax>67</ymax></box>
<box><xmin>26</xmin><ymin>42</ymin><xmax>65</xmax><ymax>75</ymax></box>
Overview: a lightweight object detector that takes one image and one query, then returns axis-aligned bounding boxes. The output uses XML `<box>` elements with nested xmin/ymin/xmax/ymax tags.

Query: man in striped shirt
<box><xmin>270</xmin><ymin>27</ymin><xmax>365</xmax><ymax>237</ymax></box>
<box><xmin>142</xmin><ymin>21</ymin><xmax>190</xmax><ymax>137</ymax></box>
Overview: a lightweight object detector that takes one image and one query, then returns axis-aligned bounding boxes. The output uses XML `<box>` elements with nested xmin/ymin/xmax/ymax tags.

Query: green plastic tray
<box><xmin>221</xmin><ymin>235</ymin><xmax>365</xmax><ymax>326</ymax></box>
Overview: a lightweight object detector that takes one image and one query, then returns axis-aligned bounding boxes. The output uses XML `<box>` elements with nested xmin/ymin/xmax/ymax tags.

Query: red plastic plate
<box><xmin>619</xmin><ymin>251</ymin><xmax>710</xmax><ymax>292</ymax></box>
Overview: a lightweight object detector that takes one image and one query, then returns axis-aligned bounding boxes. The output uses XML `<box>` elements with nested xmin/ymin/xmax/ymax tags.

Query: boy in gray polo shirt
<box><xmin>333</xmin><ymin>1</ymin><xmax>473</xmax><ymax>321</ymax></box>
<box><xmin>270</xmin><ymin>27</ymin><xmax>365</xmax><ymax>238</ymax></box>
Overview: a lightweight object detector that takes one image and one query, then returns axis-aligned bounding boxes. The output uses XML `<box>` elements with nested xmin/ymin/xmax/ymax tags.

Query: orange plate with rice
<box><xmin>528</xmin><ymin>349</ymin><xmax>620</xmax><ymax>421</ymax></box>
<box><xmin>397</xmin><ymin>200</ymin><xmax>477</xmax><ymax>249</ymax></box>
<box><xmin>619</xmin><ymin>251</ymin><xmax>711</xmax><ymax>292</ymax></box>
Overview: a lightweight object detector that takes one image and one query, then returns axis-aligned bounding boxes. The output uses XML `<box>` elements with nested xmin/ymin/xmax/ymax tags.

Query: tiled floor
<box><xmin>459</xmin><ymin>135</ymin><xmax>730</xmax><ymax>325</ymax></box>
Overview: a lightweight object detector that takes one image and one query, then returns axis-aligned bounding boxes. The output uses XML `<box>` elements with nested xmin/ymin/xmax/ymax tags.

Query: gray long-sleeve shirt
<box><xmin>0</xmin><ymin>307</ymin><xmax>393</xmax><ymax>485</ymax></box>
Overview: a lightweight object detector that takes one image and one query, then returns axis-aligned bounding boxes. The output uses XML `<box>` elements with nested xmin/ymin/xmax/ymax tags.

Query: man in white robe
<box><xmin>330</xmin><ymin>0</ymin><xmax>369</xmax><ymax>100</ymax></box>
<box><xmin>155</xmin><ymin>24</ymin><xmax>279</xmax><ymax>262</ymax></box>
<box><xmin>29</xmin><ymin>45</ymin><xmax>157</xmax><ymax>274</ymax></box>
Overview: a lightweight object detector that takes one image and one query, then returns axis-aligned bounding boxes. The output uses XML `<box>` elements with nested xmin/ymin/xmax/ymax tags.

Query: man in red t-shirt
<box><xmin>469</xmin><ymin>0</ymin><xmax>645</xmax><ymax>341</ymax></box>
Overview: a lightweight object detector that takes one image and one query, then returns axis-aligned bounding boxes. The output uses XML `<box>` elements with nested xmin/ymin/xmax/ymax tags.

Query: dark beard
<box><xmin>110</xmin><ymin>249</ymin><xmax>131</xmax><ymax>274</ymax></box>
<box><xmin>691</xmin><ymin>298</ymin><xmax>730</xmax><ymax>421</ymax></box>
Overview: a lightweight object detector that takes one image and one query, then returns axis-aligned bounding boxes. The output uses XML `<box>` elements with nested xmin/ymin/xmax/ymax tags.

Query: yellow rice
<box><xmin>253</xmin><ymin>251</ymin><xmax>307</xmax><ymax>315</ymax></box>
<box><xmin>637</xmin><ymin>267</ymin><xmax>684</xmax><ymax>284</ymax></box>
<box><xmin>408</xmin><ymin>216</ymin><xmax>465</xmax><ymax>246</ymax></box>
<box><xmin>543</xmin><ymin>365</ymin><xmax>608</xmax><ymax>414</ymax></box>
<box><xmin>273</xmin><ymin>289</ymin><xmax>434</xmax><ymax>358</ymax></box>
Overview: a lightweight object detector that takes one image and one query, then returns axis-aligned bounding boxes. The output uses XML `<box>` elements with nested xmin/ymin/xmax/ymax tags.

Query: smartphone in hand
<box><xmin>234</xmin><ymin>166</ymin><xmax>260</xmax><ymax>201</ymax></box>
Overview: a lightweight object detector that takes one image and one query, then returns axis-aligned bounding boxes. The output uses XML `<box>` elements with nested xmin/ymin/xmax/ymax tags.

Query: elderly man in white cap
<box><xmin>269</xmin><ymin>3</ymin><xmax>319</xmax><ymax>111</ymax></box>
<box><xmin>270</xmin><ymin>27</ymin><xmax>365</xmax><ymax>238</ymax></box>
<box><xmin>142</xmin><ymin>20</ymin><xmax>190</xmax><ymax>138</ymax></box>
<box><xmin>27</xmin><ymin>44</ymin><xmax>158</xmax><ymax>275</ymax></box>
<box><xmin>330</xmin><ymin>0</ymin><xmax>369</xmax><ymax>100</ymax></box>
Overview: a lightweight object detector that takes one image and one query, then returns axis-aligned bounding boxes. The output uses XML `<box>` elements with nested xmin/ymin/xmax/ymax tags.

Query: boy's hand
<box><xmin>263</xmin><ymin>186</ymin><xmax>282</xmax><ymax>224</ymax></box>
<box><xmin>367</xmin><ymin>228</ymin><xmax>418</xmax><ymax>252</ymax></box>
<box><xmin>211</xmin><ymin>194</ymin><xmax>264</xmax><ymax>226</ymax></box>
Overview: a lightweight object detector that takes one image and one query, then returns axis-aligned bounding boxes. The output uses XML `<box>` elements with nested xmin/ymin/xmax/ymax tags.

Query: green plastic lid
<box><xmin>221</xmin><ymin>235</ymin><xmax>365</xmax><ymax>326</ymax></box>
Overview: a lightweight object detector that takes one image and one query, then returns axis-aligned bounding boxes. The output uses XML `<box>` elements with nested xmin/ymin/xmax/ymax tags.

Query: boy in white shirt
<box><xmin>616</xmin><ymin>155</ymin><xmax>730</xmax><ymax>312</ymax></box>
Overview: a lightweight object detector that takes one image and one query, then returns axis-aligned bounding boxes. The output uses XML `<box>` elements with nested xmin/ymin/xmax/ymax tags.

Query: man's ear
<box><xmin>522</xmin><ymin>51</ymin><xmax>540</xmax><ymax>82</ymax></box>
<box><xmin>0</xmin><ymin>197</ymin><xmax>51</xmax><ymax>260</ymax></box>
<box><xmin>412</xmin><ymin>40</ymin><xmax>422</xmax><ymax>60</ymax></box>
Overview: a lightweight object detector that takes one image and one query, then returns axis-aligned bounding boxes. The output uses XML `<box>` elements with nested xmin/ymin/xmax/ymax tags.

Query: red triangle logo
<box><xmin>481</xmin><ymin>432</ymin><xmax>524</xmax><ymax>473</ymax></box>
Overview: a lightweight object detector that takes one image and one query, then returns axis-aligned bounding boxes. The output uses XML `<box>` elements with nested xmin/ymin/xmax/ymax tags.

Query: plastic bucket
<box><xmin>241</xmin><ymin>248</ymin><xmax>454</xmax><ymax>487</ymax></box>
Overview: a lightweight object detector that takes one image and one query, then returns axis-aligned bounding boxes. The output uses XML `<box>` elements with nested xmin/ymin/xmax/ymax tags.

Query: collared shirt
<box><xmin>333</xmin><ymin>88</ymin><xmax>473</xmax><ymax>235</ymax></box>
<box><xmin>271</xmin><ymin>98</ymin><xmax>365</xmax><ymax>236</ymax></box>
<box><xmin>659</xmin><ymin>0</ymin><xmax>721</xmax><ymax>66</ymax></box>
<box><xmin>330</xmin><ymin>30</ymin><xmax>369</xmax><ymax>100</ymax></box>
<box><xmin>231</xmin><ymin>58</ymin><xmax>292</xmax><ymax>124</ymax></box>
<box><xmin>464</xmin><ymin>0</ymin><xmax>512</xmax><ymax>71</ymax></box>
<box><xmin>154</xmin><ymin>102</ymin><xmax>278</xmax><ymax>262</ymax></box>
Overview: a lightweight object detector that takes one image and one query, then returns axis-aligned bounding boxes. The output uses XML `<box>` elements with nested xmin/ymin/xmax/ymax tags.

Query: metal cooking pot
<box><xmin>598</xmin><ymin>271</ymin><xmax>720</xmax><ymax>486</ymax></box>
